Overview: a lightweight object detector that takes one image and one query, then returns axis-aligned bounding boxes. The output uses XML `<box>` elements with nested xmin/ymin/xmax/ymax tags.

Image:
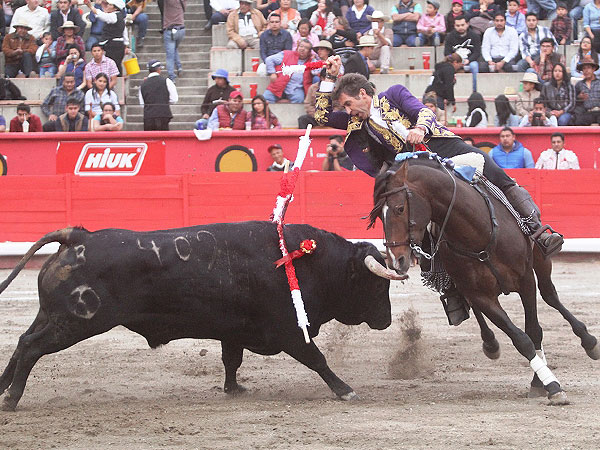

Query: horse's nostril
<box><xmin>397</xmin><ymin>255</ymin><xmax>405</xmax><ymax>268</ymax></box>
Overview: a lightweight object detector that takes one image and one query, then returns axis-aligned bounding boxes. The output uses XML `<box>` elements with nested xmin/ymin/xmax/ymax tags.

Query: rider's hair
<box><xmin>332</xmin><ymin>73</ymin><xmax>375</xmax><ymax>101</ymax></box>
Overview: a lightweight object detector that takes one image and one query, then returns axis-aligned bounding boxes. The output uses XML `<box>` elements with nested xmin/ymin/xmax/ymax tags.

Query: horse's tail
<box><xmin>0</xmin><ymin>227</ymin><xmax>82</xmax><ymax>295</ymax></box>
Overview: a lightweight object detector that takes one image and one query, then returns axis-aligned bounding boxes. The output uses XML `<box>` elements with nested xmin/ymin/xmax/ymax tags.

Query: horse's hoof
<box><xmin>340</xmin><ymin>391</ymin><xmax>360</xmax><ymax>401</ymax></box>
<box><xmin>1</xmin><ymin>397</ymin><xmax>16</xmax><ymax>412</ymax></box>
<box><xmin>547</xmin><ymin>390</ymin><xmax>570</xmax><ymax>406</ymax></box>
<box><xmin>585</xmin><ymin>341</ymin><xmax>600</xmax><ymax>360</ymax></box>
<box><xmin>224</xmin><ymin>384</ymin><xmax>247</xmax><ymax>396</ymax></box>
<box><xmin>527</xmin><ymin>386</ymin><xmax>547</xmax><ymax>398</ymax></box>
<box><xmin>482</xmin><ymin>339</ymin><xmax>501</xmax><ymax>360</ymax></box>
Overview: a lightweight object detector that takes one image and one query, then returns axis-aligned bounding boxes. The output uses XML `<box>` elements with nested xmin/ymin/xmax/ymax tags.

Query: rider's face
<box><xmin>339</xmin><ymin>89</ymin><xmax>372</xmax><ymax>120</ymax></box>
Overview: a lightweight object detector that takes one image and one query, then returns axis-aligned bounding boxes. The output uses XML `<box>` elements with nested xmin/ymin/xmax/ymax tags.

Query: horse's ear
<box><xmin>398</xmin><ymin>160</ymin><xmax>409</xmax><ymax>180</ymax></box>
<box><xmin>377</xmin><ymin>162</ymin><xmax>389</xmax><ymax>176</ymax></box>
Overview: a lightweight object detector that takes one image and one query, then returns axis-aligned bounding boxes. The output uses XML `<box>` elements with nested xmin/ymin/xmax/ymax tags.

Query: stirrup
<box><xmin>531</xmin><ymin>225</ymin><xmax>564</xmax><ymax>258</ymax></box>
<box><xmin>440</xmin><ymin>291</ymin><xmax>470</xmax><ymax>326</ymax></box>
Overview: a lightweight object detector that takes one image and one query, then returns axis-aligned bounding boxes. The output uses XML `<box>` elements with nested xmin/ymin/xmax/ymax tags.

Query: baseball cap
<box><xmin>230</xmin><ymin>91</ymin><xmax>243</xmax><ymax>99</ymax></box>
<box><xmin>147</xmin><ymin>59</ymin><xmax>163</xmax><ymax>70</ymax></box>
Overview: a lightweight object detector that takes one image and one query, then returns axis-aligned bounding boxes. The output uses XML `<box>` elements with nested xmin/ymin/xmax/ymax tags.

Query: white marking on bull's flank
<box><xmin>137</xmin><ymin>238</ymin><xmax>162</xmax><ymax>265</ymax></box>
<box><xmin>174</xmin><ymin>236</ymin><xmax>191</xmax><ymax>261</ymax></box>
<box><xmin>196</xmin><ymin>230</ymin><xmax>218</xmax><ymax>270</ymax></box>
<box><xmin>73</xmin><ymin>244</ymin><xmax>86</xmax><ymax>265</ymax></box>
<box><xmin>69</xmin><ymin>285</ymin><xmax>101</xmax><ymax>319</ymax></box>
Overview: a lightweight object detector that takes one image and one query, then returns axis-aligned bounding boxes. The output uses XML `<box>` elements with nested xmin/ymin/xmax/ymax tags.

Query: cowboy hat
<box><xmin>314</xmin><ymin>40</ymin><xmax>333</xmax><ymax>54</ymax></box>
<box><xmin>521</xmin><ymin>72</ymin><xmax>540</xmax><ymax>84</ymax></box>
<box><xmin>367</xmin><ymin>10</ymin><xmax>388</xmax><ymax>21</ymax></box>
<box><xmin>577</xmin><ymin>55</ymin><xmax>600</xmax><ymax>71</ymax></box>
<box><xmin>12</xmin><ymin>20</ymin><xmax>32</xmax><ymax>30</ymax></box>
<box><xmin>357</xmin><ymin>35</ymin><xmax>378</xmax><ymax>47</ymax></box>
<box><xmin>58</xmin><ymin>20</ymin><xmax>80</xmax><ymax>33</ymax></box>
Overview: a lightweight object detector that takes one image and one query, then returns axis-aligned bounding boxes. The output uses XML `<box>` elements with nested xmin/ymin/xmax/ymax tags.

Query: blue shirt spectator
<box><xmin>86</xmin><ymin>4</ymin><xmax>105</xmax><ymax>51</ymax></box>
<box><xmin>259</xmin><ymin>16</ymin><xmax>293</xmax><ymax>62</ymax></box>
<box><xmin>505</xmin><ymin>1</ymin><xmax>526</xmax><ymax>36</ymax></box>
<box><xmin>583</xmin><ymin>1</ymin><xmax>600</xmax><ymax>34</ymax></box>
<box><xmin>346</xmin><ymin>0</ymin><xmax>374</xmax><ymax>35</ymax></box>
<box><xmin>0</xmin><ymin>114</ymin><xmax>6</xmax><ymax>132</ymax></box>
<box><xmin>489</xmin><ymin>128</ymin><xmax>535</xmax><ymax>168</ymax></box>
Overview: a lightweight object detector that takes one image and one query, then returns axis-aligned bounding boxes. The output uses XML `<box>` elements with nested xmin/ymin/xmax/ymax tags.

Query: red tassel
<box><xmin>274</xmin><ymin>239</ymin><xmax>317</xmax><ymax>268</ymax></box>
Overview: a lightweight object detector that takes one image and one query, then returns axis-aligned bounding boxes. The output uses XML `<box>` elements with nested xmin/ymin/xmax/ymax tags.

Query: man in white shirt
<box><xmin>481</xmin><ymin>13</ymin><xmax>519</xmax><ymax>72</ymax></box>
<box><xmin>519</xmin><ymin>97</ymin><xmax>558</xmax><ymax>126</ymax></box>
<box><xmin>139</xmin><ymin>60</ymin><xmax>179</xmax><ymax>131</ymax></box>
<box><xmin>535</xmin><ymin>132</ymin><xmax>580</xmax><ymax>170</ymax></box>
<box><xmin>10</xmin><ymin>0</ymin><xmax>50</xmax><ymax>41</ymax></box>
<box><xmin>205</xmin><ymin>0</ymin><xmax>240</xmax><ymax>29</ymax></box>
<box><xmin>226</xmin><ymin>0</ymin><xmax>267</xmax><ymax>49</ymax></box>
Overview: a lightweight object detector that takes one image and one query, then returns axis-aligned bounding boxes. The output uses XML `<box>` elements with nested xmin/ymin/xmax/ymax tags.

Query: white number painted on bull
<box><xmin>68</xmin><ymin>285</ymin><xmax>101</xmax><ymax>319</ymax></box>
<box><xmin>174</xmin><ymin>236</ymin><xmax>191</xmax><ymax>261</ymax></box>
<box><xmin>73</xmin><ymin>244</ymin><xmax>86</xmax><ymax>267</ymax></box>
<box><xmin>137</xmin><ymin>238</ymin><xmax>162</xmax><ymax>265</ymax></box>
<box><xmin>74</xmin><ymin>143</ymin><xmax>147</xmax><ymax>176</ymax></box>
<box><xmin>196</xmin><ymin>230</ymin><xmax>217</xmax><ymax>271</ymax></box>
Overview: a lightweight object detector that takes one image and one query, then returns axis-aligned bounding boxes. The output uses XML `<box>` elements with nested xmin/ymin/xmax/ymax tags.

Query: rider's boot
<box><xmin>440</xmin><ymin>284</ymin><xmax>470</xmax><ymax>326</ymax></box>
<box><xmin>504</xmin><ymin>185</ymin><xmax>564</xmax><ymax>258</ymax></box>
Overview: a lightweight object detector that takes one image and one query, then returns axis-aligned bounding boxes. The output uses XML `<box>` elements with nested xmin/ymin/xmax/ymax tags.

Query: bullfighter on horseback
<box><xmin>314</xmin><ymin>55</ymin><xmax>563</xmax><ymax>326</ymax></box>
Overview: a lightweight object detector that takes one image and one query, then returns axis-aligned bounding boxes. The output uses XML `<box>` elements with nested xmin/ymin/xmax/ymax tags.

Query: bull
<box><xmin>0</xmin><ymin>221</ymin><xmax>401</xmax><ymax>411</ymax></box>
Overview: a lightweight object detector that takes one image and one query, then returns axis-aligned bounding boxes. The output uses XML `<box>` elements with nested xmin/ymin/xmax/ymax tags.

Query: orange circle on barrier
<box><xmin>0</xmin><ymin>153</ymin><xmax>6</xmax><ymax>176</ymax></box>
<box><xmin>215</xmin><ymin>146</ymin><xmax>257</xmax><ymax>172</ymax></box>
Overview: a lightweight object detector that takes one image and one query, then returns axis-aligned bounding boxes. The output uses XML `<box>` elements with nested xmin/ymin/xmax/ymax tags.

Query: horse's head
<box><xmin>369</xmin><ymin>161</ymin><xmax>432</xmax><ymax>278</ymax></box>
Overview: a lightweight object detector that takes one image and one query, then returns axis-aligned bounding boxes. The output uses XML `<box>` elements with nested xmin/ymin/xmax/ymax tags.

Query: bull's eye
<box><xmin>393</xmin><ymin>205</ymin><xmax>405</xmax><ymax>215</ymax></box>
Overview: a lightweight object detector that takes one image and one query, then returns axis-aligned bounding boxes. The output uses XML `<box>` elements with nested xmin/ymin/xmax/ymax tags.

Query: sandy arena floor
<box><xmin>0</xmin><ymin>256</ymin><xmax>599</xmax><ymax>449</ymax></box>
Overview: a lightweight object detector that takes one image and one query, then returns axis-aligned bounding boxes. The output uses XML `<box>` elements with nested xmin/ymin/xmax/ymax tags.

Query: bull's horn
<box><xmin>364</xmin><ymin>255</ymin><xmax>408</xmax><ymax>281</ymax></box>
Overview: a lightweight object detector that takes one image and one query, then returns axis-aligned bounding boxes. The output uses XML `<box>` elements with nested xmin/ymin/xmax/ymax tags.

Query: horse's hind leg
<box><xmin>471</xmin><ymin>295</ymin><xmax>568</xmax><ymax>405</ymax></box>
<box><xmin>534</xmin><ymin>249</ymin><xmax>599</xmax><ymax>359</ymax></box>
<box><xmin>473</xmin><ymin>307</ymin><xmax>500</xmax><ymax>359</ymax></box>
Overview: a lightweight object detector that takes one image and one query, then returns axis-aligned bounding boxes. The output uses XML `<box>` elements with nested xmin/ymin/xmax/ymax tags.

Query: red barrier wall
<box><xmin>1</xmin><ymin>170</ymin><xmax>598</xmax><ymax>242</ymax></box>
<box><xmin>1</xmin><ymin>128</ymin><xmax>599</xmax><ymax>176</ymax></box>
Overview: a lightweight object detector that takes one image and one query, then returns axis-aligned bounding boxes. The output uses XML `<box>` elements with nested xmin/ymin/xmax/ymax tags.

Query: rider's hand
<box><xmin>406</xmin><ymin>127</ymin><xmax>425</xmax><ymax>145</ymax></box>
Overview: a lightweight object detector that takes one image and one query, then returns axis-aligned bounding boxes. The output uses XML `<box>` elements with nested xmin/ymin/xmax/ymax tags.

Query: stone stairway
<box><xmin>125</xmin><ymin>0</ymin><xmax>211</xmax><ymax>130</ymax></box>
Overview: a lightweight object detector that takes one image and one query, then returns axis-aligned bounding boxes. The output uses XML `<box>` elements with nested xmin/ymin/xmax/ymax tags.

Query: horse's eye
<box><xmin>393</xmin><ymin>205</ymin><xmax>405</xmax><ymax>215</ymax></box>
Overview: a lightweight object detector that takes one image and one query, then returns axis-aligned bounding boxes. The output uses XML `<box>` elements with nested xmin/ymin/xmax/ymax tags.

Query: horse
<box><xmin>369</xmin><ymin>155</ymin><xmax>599</xmax><ymax>405</ymax></box>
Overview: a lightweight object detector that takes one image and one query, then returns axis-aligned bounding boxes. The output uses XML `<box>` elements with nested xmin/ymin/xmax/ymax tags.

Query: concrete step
<box><xmin>128</xmin><ymin>76</ymin><xmax>209</xmax><ymax>87</ymax></box>
<box><xmin>137</xmin><ymin>42</ymin><xmax>211</xmax><ymax>52</ymax></box>
<box><xmin>146</xmin><ymin>11</ymin><xmax>206</xmax><ymax>20</ymax></box>
<box><xmin>128</xmin><ymin>84</ymin><xmax>206</xmax><ymax>95</ymax></box>
<box><xmin>137</xmin><ymin>53</ymin><xmax>210</xmax><ymax>63</ymax></box>
<box><xmin>126</xmin><ymin>93</ymin><xmax>204</xmax><ymax>104</ymax></box>
<box><xmin>127</xmin><ymin>105</ymin><xmax>204</xmax><ymax>115</ymax></box>
<box><xmin>125</xmin><ymin>121</ymin><xmax>197</xmax><ymax>131</ymax></box>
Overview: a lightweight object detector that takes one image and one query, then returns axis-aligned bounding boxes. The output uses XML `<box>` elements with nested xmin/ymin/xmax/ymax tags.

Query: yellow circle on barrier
<box><xmin>215</xmin><ymin>146</ymin><xmax>257</xmax><ymax>172</ymax></box>
<box><xmin>0</xmin><ymin>153</ymin><xmax>6</xmax><ymax>176</ymax></box>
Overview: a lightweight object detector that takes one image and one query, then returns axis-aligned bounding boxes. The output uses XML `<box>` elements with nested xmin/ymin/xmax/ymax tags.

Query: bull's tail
<box><xmin>0</xmin><ymin>227</ymin><xmax>83</xmax><ymax>295</ymax></box>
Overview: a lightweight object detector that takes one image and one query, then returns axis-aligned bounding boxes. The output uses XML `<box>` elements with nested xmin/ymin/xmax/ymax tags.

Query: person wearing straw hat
<box><xmin>2</xmin><ymin>20</ymin><xmax>38</xmax><ymax>78</ymax></box>
<box><xmin>365</xmin><ymin>10</ymin><xmax>392</xmax><ymax>74</ymax></box>
<box><xmin>515</xmin><ymin>72</ymin><xmax>541</xmax><ymax>117</ymax></box>
<box><xmin>573</xmin><ymin>56</ymin><xmax>600</xmax><ymax>125</ymax></box>
<box><xmin>10</xmin><ymin>0</ymin><xmax>50</xmax><ymax>41</ymax></box>
<box><xmin>55</xmin><ymin>20</ymin><xmax>85</xmax><ymax>64</ymax></box>
<box><xmin>50</xmin><ymin>0</ymin><xmax>86</xmax><ymax>40</ymax></box>
<box><xmin>313</xmin><ymin>39</ymin><xmax>333</xmax><ymax>61</ymax></box>
<box><xmin>343</xmin><ymin>34</ymin><xmax>376</xmax><ymax>79</ymax></box>
<box><xmin>139</xmin><ymin>59</ymin><xmax>179</xmax><ymax>131</ymax></box>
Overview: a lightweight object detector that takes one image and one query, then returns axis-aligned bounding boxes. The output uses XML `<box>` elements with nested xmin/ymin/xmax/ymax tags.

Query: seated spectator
<box><xmin>2</xmin><ymin>20</ymin><xmax>38</xmax><ymax>78</ymax></box>
<box><xmin>10</xmin><ymin>0</ymin><xmax>49</xmax><ymax>41</ymax></box>
<box><xmin>391</xmin><ymin>0</ymin><xmax>421</xmax><ymax>47</ymax></box>
<box><xmin>50</xmin><ymin>0</ymin><xmax>86</xmax><ymax>40</ymax></box>
<box><xmin>204</xmin><ymin>0</ymin><xmax>239</xmax><ymax>30</ymax></box>
<box><xmin>55</xmin><ymin>20</ymin><xmax>85</xmax><ymax>65</ymax></box>
<box><xmin>257</xmin><ymin>0</ymin><xmax>279</xmax><ymax>19</ymax></box>
<box><xmin>41</xmin><ymin>72</ymin><xmax>85</xmax><ymax>128</ymax></box>
<box><xmin>207</xmin><ymin>90</ymin><xmax>248</xmax><ymax>130</ymax></box>
<box><xmin>505</xmin><ymin>0</ymin><xmax>525</xmax><ymax>36</ymax></box>
<box><xmin>570</xmin><ymin>36</ymin><xmax>600</xmax><ymax>80</ymax></box>
<box><xmin>198</xmin><ymin>69</ymin><xmax>235</xmax><ymax>130</ymax></box>
<box><xmin>527</xmin><ymin>0</ymin><xmax>557</xmax><ymax>21</ymax></box>
<box><xmin>535</xmin><ymin>132</ymin><xmax>580</xmax><ymax>169</ymax></box>
<box><xmin>532</xmin><ymin>37</ymin><xmax>565</xmax><ymax>83</ymax></box>
<box><xmin>425</xmin><ymin>53</ymin><xmax>463</xmax><ymax>111</ymax></box>
<box><xmin>343</xmin><ymin>34</ymin><xmax>376</xmax><ymax>78</ymax></box>
<box><xmin>573</xmin><ymin>56</ymin><xmax>600</xmax><ymax>125</ymax></box>
<box><xmin>494</xmin><ymin>94</ymin><xmax>521</xmax><ymax>126</ymax></box>
<box><xmin>489</xmin><ymin>127</ymin><xmax>534</xmax><ymax>168</ymax></box>
<box><xmin>296</xmin><ymin>0</ymin><xmax>318</xmax><ymax>20</ymax></box>
<box><xmin>226</xmin><ymin>0</ymin><xmax>267</xmax><ymax>50</ymax></box>
<box><xmin>258</xmin><ymin>13</ymin><xmax>293</xmax><ymax>74</ymax></box>
<box><xmin>46</xmin><ymin>97</ymin><xmax>89</xmax><ymax>131</ymax></box>
<box><xmin>91</xmin><ymin>101</ymin><xmax>123</xmax><ymax>131</ymax></box>
<box><xmin>275</xmin><ymin>0</ymin><xmax>301</xmax><ymax>31</ymax></box>
<box><xmin>85</xmin><ymin>72</ymin><xmax>120</xmax><ymax>118</ymax></box>
<box><xmin>445</xmin><ymin>0</ymin><xmax>464</xmax><ymax>32</ymax></box>
<box><xmin>584</xmin><ymin>0</ymin><xmax>600</xmax><ymax>53</ymax></box>
<box><xmin>519</xmin><ymin>97</ymin><xmax>559</xmax><ymax>126</ymax></box>
<box><xmin>314</xmin><ymin>39</ymin><xmax>334</xmax><ymax>62</ymax></box>
<box><xmin>125</xmin><ymin>0</ymin><xmax>149</xmax><ymax>48</ymax></box>
<box><xmin>328</xmin><ymin>15</ymin><xmax>358</xmax><ymax>49</ymax></box>
<box><xmin>85</xmin><ymin>43</ymin><xmax>119</xmax><ymax>89</ymax></box>
<box><xmin>250</xmin><ymin>94</ymin><xmax>281</xmax><ymax>129</ymax></box>
<box><xmin>444</xmin><ymin>15</ymin><xmax>483</xmax><ymax>91</ymax></box>
<box><xmin>416</xmin><ymin>0</ymin><xmax>445</xmax><ymax>46</ymax></box>
<box><xmin>322</xmin><ymin>135</ymin><xmax>354</xmax><ymax>171</ymax></box>
<box><xmin>365</xmin><ymin>10</ymin><xmax>392</xmax><ymax>74</ymax></box>
<box><xmin>346</xmin><ymin>0</ymin><xmax>373</xmax><ymax>36</ymax></box>
<box><xmin>9</xmin><ymin>103</ymin><xmax>43</xmax><ymax>132</ymax></box>
<box><xmin>310</xmin><ymin>0</ymin><xmax>335</xmax><ymax>36</ymax></box>
<box><xmin>293</xmin><ymin>18</ymin><xmax>321</xmax><ymax>49</ymax></box>
<box><xmin>422</xmin><ymin>94</ymin><xmax>445</xmax><ymax>124</ymax></box>
<box><xmin>56</xmin><ymin>45</ymin><xmax>87</xmax><ymax>89</ymax></box>
<box><xmin>86</xmin><ymin>1</ymin><xmax>105</xmax><ymax>51</ymax></box>
<box><xmin>264</xmin><ymin>39</ymin><xmax>315</xmax><ymax>103</ymax></box>
<box><xmin>464</xmin><ymin>91</ymin><xmax>488</xmax><ymax>127</ymax></box>
<box><xmin>541</xmin><ymin>63</ymin><xmax>575</xmax><ymax>125</ymax></box>
<box><xmin>266</xmin><ymin>144</ymin><xmax>293</xmax><ymax>171</ymax></box>
<box><xmin>36</xmin><ymin>31</ymin><xmax>57</xmax><ymax>77</ymax></box>
<box><xmin>517</xmin><ymin>13</ymin><xmax>558</xmax><ymax>72</ymax></box>
<box><xmin>0</xmin><ymin>115</ymin><xmax>6</xmax><ymax>132</ymax></box>
<box><xmin>298</xmin><ymin>68</ymin><xmax>325</xmax><ymax>128</ymax></box>
<box><xmin>516</xmin><ymin>72</ymin><xmax>541</xmax><ymax>117</ymax></box>
<box><xmin>570</xmin><ymin>0</ymin><xmax>591</xmax><ymax>44</ymax></box>
<box><xmin>466</xmin><ymin>0</ymin><xmax>497</xmax><ymax>36</ymax></box>
<box><xmin>551</xmin><ymin>2</ymin><xmax>572</xmax><ymax>45</ymax></box>
<box><xmin>481</xmin><ymin>13</ymin><xmax>519</xmax><ymax>72</ymax></box>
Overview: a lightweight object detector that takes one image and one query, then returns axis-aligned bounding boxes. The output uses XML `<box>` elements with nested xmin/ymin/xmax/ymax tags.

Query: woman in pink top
<box><xmin>250</xmin><ymin>95</ymin><xmax>281</xmax><ymax>129</ymax></box>
<box><xmin>273</xmin><ymin>0</ymin><xmax>301</xmax><ymax>31</ymax></box>
<box><xmin>310</xmin><ymin>0</ymin><xmax>336</xmax><ymax>37</ymax></box>
<box><xmin>416</xmin><ymin>0</ymin><xmax>446</xmax><ymax>46</ymax></box>
<box><xmin>292</xmin><ymin>18</ymin><xmax>321</xmax><ymax>49</ymax></box>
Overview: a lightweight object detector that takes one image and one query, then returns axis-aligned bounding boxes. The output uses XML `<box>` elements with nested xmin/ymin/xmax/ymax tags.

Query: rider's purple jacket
<box><xmin>314</xmin><ymin>83</ymin><xmax>458</xmax><ymax>176</ymax></box>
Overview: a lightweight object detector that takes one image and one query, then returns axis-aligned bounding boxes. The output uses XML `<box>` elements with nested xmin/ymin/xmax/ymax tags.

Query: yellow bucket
<box><xmin>123</xmin><ymin>53</ymin><xmax>140</xmax><ymax>76</ymax></box>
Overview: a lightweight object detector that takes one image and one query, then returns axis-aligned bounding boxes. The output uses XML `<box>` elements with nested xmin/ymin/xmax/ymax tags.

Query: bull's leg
<box><xmin>473</xmin><ymin>307</ymin><xmax>500</xmax><ymax>360</ymax></box>
<box><xmin>283</xmin><ymin>341</ymin><xmax>356</xmax><ymax>400</ymax></box>
<box><xmin>470</xmin><ymin>294</ymin><xmax>568</xmax><ymax>405</ymax></box>
<box><xmin>221</xmin><ymin>341</ymin><xmax>246</xmax><ymax>395</ymax></box>
<box><xmin>534</xmin><ymin>250</ymin><xmax>599</xmax><ymax>359</ymax></box>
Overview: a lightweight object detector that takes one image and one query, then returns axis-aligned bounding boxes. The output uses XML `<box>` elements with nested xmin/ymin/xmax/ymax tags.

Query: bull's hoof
<box><xmin>224</xmin><ymin>384</ymin><xmax>247</xmax><ymax>396</ymax></box>
<box><xmin>547</xmin><ymin>390</ymin><xmax>570</xmax><ymax>406</ymax></box>
<box><xmin>339</xmin><ymin>391</ymin><xmax>359</xmax><ymax>401</ymax></box>
<box><xmin>585</xmin><ymin>341</ymin><xmax>600</xmax><ymax>360</ymax></box>
<box><xmin>527</xmin><ymin>386</ymin><xmax>547</xmax><ymax>398</ymax></box>
<box><xmin>482</xmin><ymin>339</ymin><xmax>501</xmax><ymax>360</ymax></box>
<box><xmin>1</xmin><ymin>397</ymin><xmax>17</xmax><ymax>412</ymax></box>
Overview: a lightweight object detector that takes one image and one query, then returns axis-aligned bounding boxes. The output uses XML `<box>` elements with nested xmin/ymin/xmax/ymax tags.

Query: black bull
<box><xmin>0</xmin><ymin>221</ymin><xmax>398</xmax><ymax>411</ymax></box>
